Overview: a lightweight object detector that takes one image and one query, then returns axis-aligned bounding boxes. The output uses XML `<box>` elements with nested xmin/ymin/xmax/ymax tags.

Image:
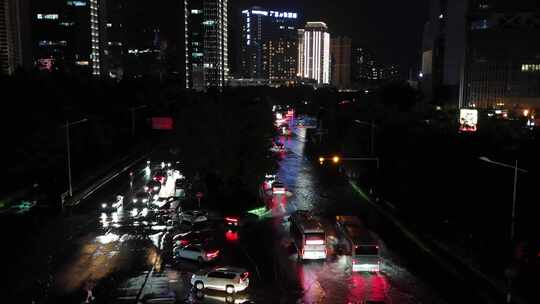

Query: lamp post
<box><xmin>130</xmin><ymin>105</ymin><xmax>148</xmax><ymax>137</ymax></box>
<box><xmin>479</xmin><ymin>157</ymin><xmax>527</xmax><ymax>242</ymax></box>
<box><xmin>354</xmin><ymin>120</ymin><xmax>376</xmax><ymax>156</ymax></box>
<box><xmin>479</xmin><ymin>157</ymin><xmax>528</xmax><ymax>304</ymax></box>
<box><xmin>63</xmin><ymin>118</ymin><xmax>88</xmax><ymax>197</ymax></box>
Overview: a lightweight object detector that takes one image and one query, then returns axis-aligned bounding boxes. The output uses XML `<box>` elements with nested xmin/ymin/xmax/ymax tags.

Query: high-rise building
<box><xmin>263</xmin><ymin>38</ymin><xmax>297</xmax><ymax>81</ymax></box>
<box><xmin>239</xmin><ymin>8</ymin><xmax>299</xmax><ymax>81</ymax></box>
<box><xmin>1</xmin><ymin>0</ymin><xmax>30</xmax><ymax>75</ymax></box>
<box><xmin>352</xmin><ymin>45</ymin><xmax>400</xmax><ymax>89</ymax></box>
<box><xmin>31</xmin><ymin>0</ymin><xmax>106</xmax><ymax>76</ymax></box>
<box><xmin>421</xmin><ymin>0</ymin><xmax>467</xmax><ymax>105</ymax></box>
<box><xmin>186</xmin><ymin>0</ymin><xmax>228</xmax><ymax>90</ymax></box>
<box><xmin>119</xmin><ymin>1</ymin><xmax>186</xmax><ymax>81</ymax></box>
<box><xmin>462</xmin><ymin>0</ymin><xmax>540</xmax><ymax>109</ymax></box>
<box><xmin>331</xmin><ymin>36</ymin><xmax>351</xmax><ymax>88</ymax></box>
<box><xmin>298</xmin><ymin>22</ymin><xmax>330</xmax><ymax>85</ymax></box>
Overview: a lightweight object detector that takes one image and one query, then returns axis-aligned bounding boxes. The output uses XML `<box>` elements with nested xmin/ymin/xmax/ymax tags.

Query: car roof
<box><xmin>214</xmin><ymin>267</ymin><xmax>246</xmax><ymax>274</ymax></box>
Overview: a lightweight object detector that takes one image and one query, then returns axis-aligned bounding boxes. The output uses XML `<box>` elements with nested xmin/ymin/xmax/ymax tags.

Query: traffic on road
<box><xmin>37</xmin><ymin>109</ymin><xmax>451</xmax><ymax>304</ymax></box>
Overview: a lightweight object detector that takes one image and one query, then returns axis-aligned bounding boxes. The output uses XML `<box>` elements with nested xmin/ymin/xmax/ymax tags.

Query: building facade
<box><xmin>298</xmin><ymin>22</ymin><xmax>330</xmax><ymax>85</ymax></box>
<box><xmin>31</xmin><ymin>0</ymin><xmax>106</xmax><ymax>76</ymax></box>
<box><xmin>462</xmin><ymin>0</ymin><xmax>540</xmax><ymax>109</ymax></box>
<box><xmin>1</xmin><ymin>0</ymin><xmax>30</xmax><ymax>75</ymax></box>
<box><xmin>186</xmin><ymin>0</ymin><xmax>228</xmax><ymax>90</ymax></box>
<box><xmin>330</xmin><ymin>36</ymin><xmax>351</xmax><ymax>88</ymax></box>
<box><xmin>421</xmin><ymin>0</ymin><xmax>467</xmax><ymax>105</ymax></box>
<box><xmin>351</xmin><ymin>46</ymin><xmax>399</xmax><ymax>89</ymax></box>
<box><xmin>239</xmin><ymin>8</ymin><xmax>299</xmax><ymax>81</ymax></box>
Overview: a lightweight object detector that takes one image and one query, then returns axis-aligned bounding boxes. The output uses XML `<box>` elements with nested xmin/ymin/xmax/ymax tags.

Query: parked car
<box><xmin>224</xmin><ymin>213</ymin><xmax>258</xmax><ymax>229</ymax></box>
<box><xmin>180</xmin><ymin>210</ymin><xmax>208</xmax><ymax>225</ymax></box>
<box><xmin>191</xmin><ymin>267</ymin><xmax>250</xmax><ymax>294</ymax></box>
<box><xmin>173</xmin><ymin>230</ymin><xmax>214</xmax><ymax>247</ymax></box>
<box><xmin>144</xmin><ymin>180</ymin><xmax>162</xmax><ymax>194</ymax></box>
<box><xmin>132</xmin><ymin>192</ymin><xmax>151</xmax><ymax>207</ymax></box>
<box><xmin>173</xmin><ymin>244</ymin><xmax>220</xmax><ymax>263</ymax></box>
<box><xmin>153</xmin><ymin>170</ymin><xmax>168</xmax><ymax>184</ymax></box>
<box><xmin>101</xmin><ymin>195</ymin><xmax>124</xmax><ymax>212</ymax></box>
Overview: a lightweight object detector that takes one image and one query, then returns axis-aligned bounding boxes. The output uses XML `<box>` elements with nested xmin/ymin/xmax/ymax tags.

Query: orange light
<box><xmin>523</xmin><ymin>109</ymin><xmax>530</xmax><ymax>117</ymax></box>
<box><xmin>332</xmin><ymin>156</ymin><xmax>340</xmax><ymax>163</ymax></box>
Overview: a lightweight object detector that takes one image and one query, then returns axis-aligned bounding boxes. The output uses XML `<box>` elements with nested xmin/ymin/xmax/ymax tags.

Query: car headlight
<box><xmin>142</xmin><ymin>198</ymin><xmax>148</xmax><ymax>203</ymax></box>
<box><xmin>144</xmin><ymin>186</ymin><xmax>149</xmax><ymax>191</ymax></box>
<box><xmin>154</xmin><ymin>186</ymin><xmax>159</xmax><ymax>191</ymax></box>
<box><xmin>132</xmin><ymin>198</ymin><xmax>137</xmax><ymax>203</ymax></box>
<box><xmin>101</xmin><ymin>203</ymin><xmax>107</xmax><ymax>209</ymax></box>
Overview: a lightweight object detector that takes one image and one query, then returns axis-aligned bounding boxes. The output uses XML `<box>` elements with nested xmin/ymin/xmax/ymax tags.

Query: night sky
<box><xmin>231</xmin><ymin>0</ymin><xmax>430</xmax><ymax>77</ymax></box>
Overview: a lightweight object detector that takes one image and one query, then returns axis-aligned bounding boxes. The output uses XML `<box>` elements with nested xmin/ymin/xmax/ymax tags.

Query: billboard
<box><xmin>459</xmin><ymin>109</ymin><xmax>478</xmax><ymax>132</ymax></box>
<box><xmin>151</xmin><ymin>117</ymin><xmax>174</xmax><ymax>130</ymax></box>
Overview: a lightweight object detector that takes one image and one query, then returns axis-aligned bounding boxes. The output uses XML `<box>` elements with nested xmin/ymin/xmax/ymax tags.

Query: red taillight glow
<box><xmin>240</xmin><ymin>272</ymin><xmax>249</xmax><ymax>281</ymax></box>
<box><xmin>206</xmin><ymin>250</ymin><xmax>219</xmax><ymax>259</ymax></box>
<box><xmin>305</xmin><ymin>239</ymin><xmax>324</xmax><ymax>245</ymax></box>
<box><xmin>225</xmin><ymin>217</ymin><xmax>239</xmax><ymax>223</ymax></box>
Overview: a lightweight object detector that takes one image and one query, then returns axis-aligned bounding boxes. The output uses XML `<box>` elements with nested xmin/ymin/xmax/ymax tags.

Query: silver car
<box><xmin>173</xmin><ymin>244</ymin><xmax>220</xmax><ymax>263</ymax></box>
<box><xmin>191</xmin><ymin>267</ymin><xmax>249</xmax><ymax>294</ymax></box>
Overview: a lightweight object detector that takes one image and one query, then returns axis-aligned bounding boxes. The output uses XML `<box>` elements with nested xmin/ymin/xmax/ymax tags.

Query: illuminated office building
<box><xmin>298</xmin><ymin>22</ymin><xmax>330</xmax><ymax>85</ymax></box>
<box><xmin>240</xmin><ymin>8</ymin><xmax>299</xmax><ymax>80</ymax></box>
<box><xmin>31</xmin><ymin>0</ymin><xmax>106</xmax><ymax>76</ymax></box>
<box><xmin>186</xmin><ymin>0</ymin><xmax>228</xmax><ymax>90</ymax></box>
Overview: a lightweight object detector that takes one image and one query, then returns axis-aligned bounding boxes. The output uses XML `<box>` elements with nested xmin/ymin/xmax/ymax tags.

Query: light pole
<box><xmin>479</xmin><ymin>157</ymin><xmax>528</xmax><ymax>304</ymax></box>
<box><xmin>63</xmin><ymin>118</ymin><xmax>88</xmax><ymax>197</ymax></box>
<box><xmin>130</xmin><ymin>105</ymin><xmax>148</xmax><ymax>137</ymax></box>
<box><xmin>479</xmin><ymin>157</ymin><xmax>528</xmax><ymax>242</ymax></box>
<box><xmin>354</xmin><ymin>120</ymin><xmax>376</xmax><ymax>156</ymax></box>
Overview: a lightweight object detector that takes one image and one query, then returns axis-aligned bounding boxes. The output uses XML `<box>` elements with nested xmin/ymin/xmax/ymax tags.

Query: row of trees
<box><xmin>0</xmin><ymin>70</ymin><xmax>166</xmax><ymax>199</ymax></box>
<box><xmin>170</xmin><ymin>88</ymin><xmax>278</xmax><ymax>210</ymax></box>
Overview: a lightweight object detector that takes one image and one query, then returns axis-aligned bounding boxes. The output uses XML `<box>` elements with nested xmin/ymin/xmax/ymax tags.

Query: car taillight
<box><xmin>206</xmin><ymin>250</ymin><xmax>219</xmax><ymax>259</ymax></box>
<box><xmin>240</xmin><ymin>272</ymin><xmax>249</xmax><ymax>281</ymax></box>
<box><xmin>179</xmin><ymin>239</ymin><xmax>189</xmax><ymax>246</ymax></box>
<box><xmin>305</xmin><ymin>239</ymin><xmax>324</xmax><ymax>245</ymax></box>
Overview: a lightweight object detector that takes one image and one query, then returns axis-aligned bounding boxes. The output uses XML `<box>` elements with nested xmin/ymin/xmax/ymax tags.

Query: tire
<box><xmin>194</xmin><ymin>281</ymin><xmax>204</xmax><ymax>291</ymax></box>
<box><xmin>225</xmin><ymin>285</ymin><xmax>235</xmax><ymax>295</ymax></box>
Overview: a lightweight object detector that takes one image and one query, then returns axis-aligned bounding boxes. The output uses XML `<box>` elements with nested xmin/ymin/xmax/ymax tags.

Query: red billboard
<box><xmin>151</xmin><ymin>117</ymin><xmax>174</xmax><ymax>130</ymax></box>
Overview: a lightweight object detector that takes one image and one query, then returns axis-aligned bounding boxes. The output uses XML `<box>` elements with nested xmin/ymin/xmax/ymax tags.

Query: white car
<box><xmin>180</xmin><ymin>210</ymin><xmax>208</xmax><ymax>224</ymax></box>
<box><xmin>191</xmin><ymin>267</ymin><xmax>250</xmax><ymax>294</ymax></box>
<box><xmin>173</xmin><ymin>244</ymin><xmax>220</xmax><ymax>263</ymax></box>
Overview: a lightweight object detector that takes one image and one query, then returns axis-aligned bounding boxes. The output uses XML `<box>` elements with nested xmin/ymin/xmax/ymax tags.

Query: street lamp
<box><xmin>63</xmin><ymin>118</ymin><xmax>88</xmax><ymax>197</ymax></box>
<box><xmin>478</xmin><ymin>157</ymin><xmax>528</xmax><ymax>242</ymax></box>
<box><xmin>130</xmin><ymin>105</ymin><xmax>148</xmax><ymax>137</ymax></box>
<box><xmin>354</xmin><ymin>120</ymin><xmax>376</xmax><ymax>156</ymax></box>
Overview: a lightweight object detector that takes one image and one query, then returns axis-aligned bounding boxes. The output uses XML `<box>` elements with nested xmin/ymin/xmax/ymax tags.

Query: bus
<box><xmin>336</xmin><ymin>215</ymin><xmax>380</xmax><ymax>272</ymax></box>
<box><xmin>290</xmin><ymin>211</ymin><xmax>327</xmax><ymax>261</ymax></box>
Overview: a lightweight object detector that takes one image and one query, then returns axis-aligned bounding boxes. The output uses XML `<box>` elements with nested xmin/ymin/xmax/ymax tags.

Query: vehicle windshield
<box><xmin>355</xmin><ymin>245</ymin><xmax>379</xmax><ymax>256</ymax></box>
